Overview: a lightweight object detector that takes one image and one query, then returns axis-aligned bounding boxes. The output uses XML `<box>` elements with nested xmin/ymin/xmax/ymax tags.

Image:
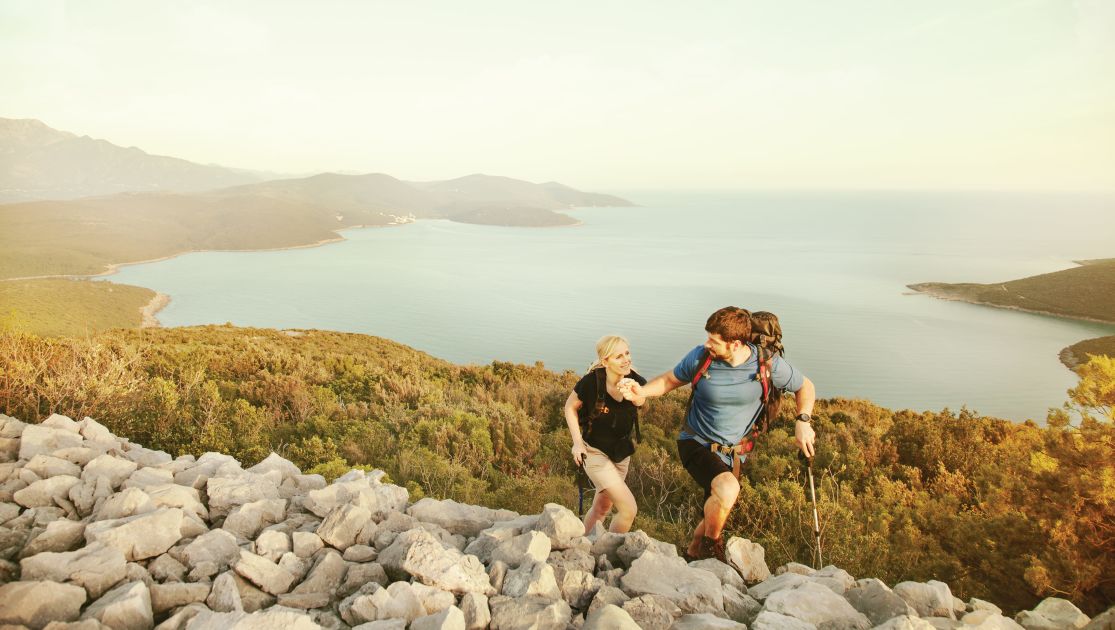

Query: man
<box><xmin>626</xmin><ymin>306</ymin><xmax>816</xmax><ymax>561</ymax></box>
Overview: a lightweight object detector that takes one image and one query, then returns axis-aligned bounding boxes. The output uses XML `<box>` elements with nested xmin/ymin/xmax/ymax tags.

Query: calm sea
<box><xmin>105</xmin><ymin>190</ymin><xmax>1115</xmax><ymax>422</ymax></box>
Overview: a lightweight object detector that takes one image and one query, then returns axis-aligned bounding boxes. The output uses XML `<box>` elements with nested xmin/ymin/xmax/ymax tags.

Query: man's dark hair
<box><xmin>705</xmin><ymin>306</ymin><xmax>752</xmax><ymax>343</ymax></box>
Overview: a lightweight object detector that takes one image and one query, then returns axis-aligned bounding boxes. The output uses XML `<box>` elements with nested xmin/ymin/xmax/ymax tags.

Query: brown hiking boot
<box><xmin>698</xmin><ymin>535</ymin><xmax>726</xmax><ymax>563</ymax></box>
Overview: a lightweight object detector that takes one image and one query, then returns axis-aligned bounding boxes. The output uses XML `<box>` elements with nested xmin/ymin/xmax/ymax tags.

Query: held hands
<box><xmin>617</xmin><ymin>378</ymin><xmax>640</xmax><ymax>401</ymax></box>
<box><xmin>795</xmin><ymin>419</ymin><xmax>816</xmax><ymax>459</ymax></box>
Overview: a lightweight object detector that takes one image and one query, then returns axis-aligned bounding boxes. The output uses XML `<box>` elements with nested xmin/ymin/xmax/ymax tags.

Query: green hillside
<box><xmin>1</xmin><ymin>325</ymin><xmax>1111</xmax><ymax>614</ymax></box>
<box><xmin>910</xmin><ymin>258</ymin><xmax>1115</xmax><ymax>324</ymax></box>
<box><xmin>0</xmin><ymin>278</ymin><xmax>155</xmax><ymax>336</ymax></box>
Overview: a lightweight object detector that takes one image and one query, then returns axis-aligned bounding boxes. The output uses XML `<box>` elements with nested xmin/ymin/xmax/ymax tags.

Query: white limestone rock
<box><xmin>293</xmin><ymin>531</ymin><xmax>325</xmax><ymax>558</ymax></box>
<box><xmin>963</xmin><ymin>610</ymin><xmax>1026</xmax><ymax>629</ymax></box>
<box><xmin>234</xmin><ymin>549</ymin><xmax>297</xmax><ymax>595</ymax></box>
<box><xmin>1017</xmin><ymin>598</ymin><xmax>1091</xmax><ymax>630</ymax></box>
<box><xmin>291</xmin><ymin>550</ymin><xmax>348</xmax><ymax>597</ymax></box>
<box><xmin>752</xmin><ymin>610</ymin><xmax>819</xmax><ymax>630</ymax></box>
<box><xmin>614</xmin><ymin>529</ymin><xmax>677</xmax><ymax>568</ymax></box>
<box><xmin>844</xmin><ymin>578</ymin><xmax>917</xmax><ymax>626</ymax></box>
<box><xmin>81</xmin><ymin>581</ymin><xmax>154</xmax><ymax>630</ymax></box>
<box><xmin>488</xmin><ymin>595</ymin><xmax>572</xmax><ymax>630</ymax></box>
<box><xmin>894</xmin><ymin>580</ymin><xmax>958</xmax><ymax>619</ymax></box>
<box><xmin>412</xmin><ymin>606</ymin><xmax>467</xmax><ymax>630</ymax></box>
<box><xmin>14</xmin><ymin>475</ymin><xmax>82</xmax><ymax>508</ymax></box>
<box><xmin>583</xmin><ymin>604</ymin><xmax>640</xmax><ymax>630</ymax></box>
<box><xmin>68</xmin><ymin>475</ymin><xmax>114</xmax><ymax>518</ymax></box>
<box><xmin>231</xmin><ymin>572</ymin><xmax>278</xmax><ymax>612</ymax></box>
<box><xmin>378</xmin><ymin>527</ymin><xmax>494</xmax><ymax>595</ymax></box>
<box><xmin>207</xmin><ymin>571</ymin><xmax>244</xmax><ymax>613</ymax></box>
<box><xmin>122</xmin><ymin>445</ymin><xmax>173</xmax><ymax>468</ymax></box>
<box><xmin>811</xmin><ymin>565</ymin><xmax>855</xmax><ymax>594</ymax></box>
<box><xmin>672</xmin><ymin>613</ymin><xmax>748</xmax><ymax>629</ymax></box>
<box><xmin>0</xmin><ymin>579</ymin><xmax>87</xmax><ymax>628</ymax></box>
<box><xmin>26</xmin><ymin>454</ymin><xmax>82</xmax><ymax>478</ymax></box>
<box><xmin>619</xmin><ymin>551</ymin><xmax>723</xmax><ymax>614</ymax></box>
<box><xmin>181</xmin><ymin>528</ymin><xmax>241</xmax><ymax>570</ymax></box>
<box><xmin>460</xmin><ymin>592</ymin><xmax>491</xmax><ymax>630</ymax></box>
<box><xmin>0</xmin><ymin>414</ymin><xmax>28</xmax><ymax>438</ymax></box>
<box><xmin>723</xmin><ymin>584</ymin><xmax>760</xmax><ymax>625</ymax></box>
<box><xmin>407</xmin><ymin>497</ymin><xmax>517</xmax><ymax>538</ymax></box>
<box><xmin>763</xmin><ymin>581</ymin><xmax>871</xmax><ymax>630</ymax></box>
<box><xmin>317</xmin><ymin>504</ymin><xmax>373</xmax><ymax>551</ymax></box>
<box><xmin>185</xmin><ymin>607</ymin><xmax>323</xmax><ymax>629</ymax></box>
<box><xmin>503</xmin><ymin>561</ymin><xmax>561</xmax><ymax>600</ymax></box>
<box><xmin>248</xmin><ymin>453</ymin><xmax>302</xmax><ymax>482</ymax></box>
<box><xmin>559</xmin><ymin>569</ymin><xmax>603</xmax><ymax>610</ymax></box>
<box><xmin>19</xmin><ymin>518</ymin><xmax>86</xmax><ymax>558</ymax></box>
<box><xmin>222</xmin><ymin>498</ymin><xmax>287</xmax><ymax>540</ymax></box>
<box><xmin>148</xmin><ymin>553</ymin><xmax>188</xmax><ymax>583</ymax></box>
<box><xmin>150</xmin><ymin>583</ymin><xmax>211</xmax><ymax>615</ymax></box>
<box><xmin>94</xmin><ymin>487</ymin><xmax>156</xmax><ymax>520</ymax></box>
<box><xmin>343</xmin><ymin>544</ymin><xmax>378</xmax><ymax>562</ymax></box>
<box><xmin>206</xmin><ymin>475</ymin><xmax>281</xmax><ymax>518</ymax></box>
<box><xmin>85</xmin><ymin>507</ymin><xmax>185</xmax><ymax>561</ymax></box>
<box><xmin>256</xmin><ymin>529</ymin><xmax>292</xmax><ymax>562</ymax></box>
<box><xmin>749</xmin><ymin>572</ymin><xmax>810</xmax><ymax>601</ymax></box>
<box><xmin>82</xmin><ymin>454</ymin><xmax>139</xmax><ymax>489</ymax></box>
<box><xmin>490</xmin><ymin>530</ymin><xmax>551</xmax><ymax>568</ymax></box>
<box><xmin>725</xmin><ymin>536</ymin><xmax>771</xmax><ymax>583</ymax></box>
<box><xmin>689</xmin><ymin>557</ymin><xmax>747</xmax><ymax>592</ymax></box>
<box><xmin>145</xmin><ymin>483</ymin><xmax>208</xmax><ymax>520</ymax></box>
<box><xmin>20</xmin><ymin>542</ymin><xmax>127</xmax><ymax>599</ymax></box>
<box><xmin>19</xmin><ymin>424</ymin><xmax>84</xmax><ymax>460</ymax></box>
<box><xmin>173</xmin><ymin>452</ymin><xmax>240</xmax><ymax>489</ymax></box>
<box><xmin>873</xmin><ymin>616</ymin><xmax>942</xmax><ymax>630</ymax></box>
<box><xmin>533</xmin><ymin>503</ymin><xmax>583</xmax><ymax>549</ymax></box>
<box><xmin>78</xmin><ymin>416</ymin><xmax>117</xmax><ymax>444</ymax></box>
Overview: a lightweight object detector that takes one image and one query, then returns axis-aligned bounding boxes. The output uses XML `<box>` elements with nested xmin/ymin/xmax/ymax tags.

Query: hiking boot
<box><xmin>698</xmin><ymin>535</ymin><xmax>726</xmax><ymax>563</ymax></box>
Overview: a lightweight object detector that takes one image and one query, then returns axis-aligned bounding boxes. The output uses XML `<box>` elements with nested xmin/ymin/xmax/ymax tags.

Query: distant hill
<box><xmin>0</xmin><ymin>118</ymin><xmax>264</xmax><ymax>202</ymax></box>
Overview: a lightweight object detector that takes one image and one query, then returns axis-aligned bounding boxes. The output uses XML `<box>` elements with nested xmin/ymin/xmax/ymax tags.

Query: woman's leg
<box><xmin>604</xmin><ymin>481</ymin><xmax>638</xmax><ymax>533</ymax></box>
<box><xmin>582</xmin><ymin>490</ymin><xmax>614</xmax><ymax>534</ymax></box>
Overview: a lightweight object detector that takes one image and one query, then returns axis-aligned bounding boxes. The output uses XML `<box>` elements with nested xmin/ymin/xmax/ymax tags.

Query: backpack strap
<box><xmin>581</xmin><ymin>368</ymin><xmax>609</xmax><ymax>438</ymax></box>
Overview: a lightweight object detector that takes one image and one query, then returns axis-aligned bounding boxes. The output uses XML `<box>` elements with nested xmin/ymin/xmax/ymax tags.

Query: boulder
<box><xmin>256</xmin><ymin>529</ymin><xmax>292</xmax><ymax>562</ymax></box>
<box><xmin>488</xmin><ymin>595</ymin><xmax>571</xmax><ymax>630</ymax></box>
<box><xmin>122</xmin><ymin>445</ymin><xmax>172</xmax><ymax>468</ymax></box>
<box><xmin>317</xmin><ymin>504</ymin><xmax>373</xmax><ymax>551</ymax></box>
<box><xmin>20</xmin><ymin>542</ymin><xmax>127</xmax><ymax>599</ymax></box>
<box><xmin>247</xmin><ymin>453</ymin><xmax>302</xmax><ymax>481</ymax></box>
<box><xmin>586</xmin><ymin>585</ymin><xmax>631</xmax><ymax>618</ymax></box>
<box><xmin>378</xmin><ymin>528</ymin><xmax>494</xmax><ymax>595</ymax></box>
<box><xmin>558</xmin><ymin>569</ymin><xmax>603</xmax><ymax>610</ymax></box>
<box><xmin>144</xmin><ymin>484</ymin><xmax>207</xmax><ymax>519</ymax></box>
<box><xmin>222</xmin><ymin>498</ymin><xmax>287</xmax><ymax>540</ymax></box>
<box><xmin>231</xmin><ymin>572</ymin><xmax>278</xmax><ymax>612</ymax></box>
<box><xmin>762</xmin><ymin>581</ymin><xmax>871</xmax><ymax>630</ymax></box>
<box><xmin>811</xmin><ymin>565</ymin><xmax>855</xmax><ymax>594</ymax></box>
<box><xmin>93</xmin><ymin>487</ymin><xmax>155</xmax><ymax>520</ymax></box>
<box><xmin>894</xmin><ymin>580</ymin><xmax>957</xmax><ymax>619</ymax></box>
<box><xmin>181</xmin><ymin>529</ymin><xmax>241</xmax><ymax>570</ymax></box>
<box><xmin>19</xmin><ymin>424</ymin><xmax>84</xmax><ymax>460</ymax></box>
<box><xmin>1083</xmin><ymin>607</ymin><xmax>1115</xmax><ymax>630</ymax></box>
<box><xmin>184</xmin><ymin>608</ymin><xmax>322</xmax><ymax>629</ymax></box>
<box><xmin>752</xmin><ymin>610</ymin><xmax>819</xmax><ymax>630</ymax></box>
<box><xmin>872</xmin><ymin>616</ymin><xmax>938</xmax><ymax>630</ymax></box>
<box><xmin>82</xmin><ymin>455</ymin><xmax>138</xmax><ymax>489</ymax></box>
<box><xmin>150</xmin><ymin>583</ymin><xmax>211</xmax><ymax>615</ymax></box>
<box><xmin>533</xmin><ymin>503</ymin><xmax>583</xmax><ymax>549</ymax></box>
<box><xmin>460</xmin><ymin>592</ymin><xmax>491</xmax><ymax>630</ymax></box>
<box><xmin>68</xmin><ymin>475</ymin><xmax>114</xmax><ymax>517</ymax></box>
<box><xmin>725</xmin><ymin>537</ymin><xmax>770</xmax><ymax>583</ymax></box>
<box><xmin>1017</xmin><ymin>598</ymin><xmax>1091</xmax><ymax>630</ymax></box>
<box><xmin>84</xmin><ymin>507</ymin><xmax>185</xmax><ymax>560</ymax></box>
<box><xmin>123</xmin><ymin>467</ymin><xmax>174</xmax><ymax>489</ymax></box>
<box><xmin>14</xmin><ymin>475</ymin><xmax>82</xmax><ymax>508</ymax></box>
<box><xmin>583</xmin><ymin>604</ymin><xmax>640</xmax><ymax>630</ymax></box>
<box><xmin>502</xmin><ymin>561</ymin><xmax>561</xmax><ymax>600</ymax></box>
<box><xmin>19</xmin><ymin>518</ymin><xmax>86</xmax><ymax>558</ymax></box>
<box><xmin>407</xmin><ymin>498</ymin><xmax>517</xmax><ymax>538</ymax></box>
<box><xmin>0</xmin><ymin>580</ymin><xmax>87</xmax><ymax>629</ymax></box>
<box><xmin>343</xmin><ymin>544</ymin><xmax>378</xmax><ymax>562</ymax></box>
<box><xmin>490</xmin><ymin>531</ymin><xmax>551</xmax><ymax>568</ymax></box>
<box><xmin>963</xmin><ymin>610</ymin><xmax>1026</xmax><ymax>629</ymax></box>
<box><xmin>233</xmin><ymin>549</ymin><xmax>297</xmax><ymax>595</ymax></box>
<box><xmin>291</xmin><ymin>550</ymin><xmax>348</xmax><ymax>597</ymax></box>
<box><xmin>411</xmin><ymin>606</ymin><xmax>466</xmax><ymax>630</ymax></box>
<box><xmin>206</xmin><ymin>475</ymin><xmax>280</xmax><ymax>518</ymax></box>
<box><xmin>844</xmin><ymin>578</ymin><xmax>916</xmax><ymax>626</ymax></box>
<box><xmin>672</xmin><ymin>613</ymin><xmax>748</xmax><ymax>629</ymax></box>
<box><xmin>207</xmin><ymin>571</ymin><xmax>244</xmax><ymax>613</ymax></box>
<box><xmin>148</xmin><ymin>553</ymin><xmax>188</xmax><ymax>583</ymax></box>
<box><xmin>723</xmin><ymin>584</ymin><xmax>760</xmax><ymax>625</ymax></box>
<box><xmin>80</xmin><ymin>581</ymin><xmax>153</xmax><ymax>630</ymax></box>
<box><xmin>619</xmin><ymin>551</ymin><xmax>723</xmax><ymax>614</ymax></box>
<box><xmin>25</xmin><ymin>454</ymin><xmax>82</xmax><ymax>478</ymax></box>
<box><xmin>621</xmin><ymin>593</ymin><xmax>681</xmax><ymax>628</ymax></box>
<box><xmin>689</xmin><ymin>558</ymin><xmax>747</xmax><ymax>592</ymax></box>
<box><xmin>293</xmin><ymin>531</ymin><xmax>325</xmax><ymax>558</ymax></box>
<box><xmin>615</xmin><ymin>530</ymin><xmax>677</xmax><ymax>568</ymax></box>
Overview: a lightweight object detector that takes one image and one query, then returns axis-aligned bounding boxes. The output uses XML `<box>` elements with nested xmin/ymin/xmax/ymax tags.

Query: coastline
<box><xmin>140</xmin><ymin>292</ymin><xmax>171</xmax><ymax>328</ymax></box>
<box><xmin>907</xmin><ymin>283</ymin><xmax>1115</xmax><ymax>326</ymax></box>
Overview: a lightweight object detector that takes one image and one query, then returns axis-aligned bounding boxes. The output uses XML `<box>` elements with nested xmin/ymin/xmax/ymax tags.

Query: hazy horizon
<box><xmin>3</xmin><ymin>1</ymin><xmax>1114</xmax><ymax>192</ymax></box>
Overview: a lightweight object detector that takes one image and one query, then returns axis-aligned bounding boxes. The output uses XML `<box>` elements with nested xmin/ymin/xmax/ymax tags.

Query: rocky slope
<box><xmin>0</xmin><ymin>413</ymin><xmax>1109</xmax><ymax>630</ymax></box>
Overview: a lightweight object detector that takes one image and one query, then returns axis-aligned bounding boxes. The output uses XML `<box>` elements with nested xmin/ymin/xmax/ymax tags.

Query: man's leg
<box><xmin>703</xmin><ymin>471</ymin><xmax>741</xmax><ymax>540</ymax></box>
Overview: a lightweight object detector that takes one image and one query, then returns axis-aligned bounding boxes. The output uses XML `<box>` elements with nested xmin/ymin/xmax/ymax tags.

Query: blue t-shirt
<box><xmin>673</xmin><ymin>344</ymin><xmax>805</xmax><ymax>456</ymax></box>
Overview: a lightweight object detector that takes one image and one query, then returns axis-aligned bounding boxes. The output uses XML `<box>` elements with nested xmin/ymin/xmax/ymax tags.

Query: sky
<box><xmin>2</xmin><ymin>0</ymin><xmax>1114</xmax><ymax>192</ymax></box>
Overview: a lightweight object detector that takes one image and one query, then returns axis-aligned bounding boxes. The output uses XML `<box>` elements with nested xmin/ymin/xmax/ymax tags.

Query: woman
<box><xmin>563</xmin><ymin>335</ymin><xmax>647</xmax><ymax>533</ymax></box>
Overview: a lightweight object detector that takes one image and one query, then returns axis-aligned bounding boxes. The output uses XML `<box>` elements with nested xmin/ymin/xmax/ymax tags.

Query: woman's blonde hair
<box><xmin>588</xmin><ymin>335</ymin><xmax>630</xmax><ymax>371</ymax></box>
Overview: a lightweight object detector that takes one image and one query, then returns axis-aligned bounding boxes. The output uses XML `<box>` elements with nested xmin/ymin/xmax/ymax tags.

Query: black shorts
<box><xmin>677</xmin><ymin>438</ymin><xmax>733</xmax><ymax>500</ymax></box>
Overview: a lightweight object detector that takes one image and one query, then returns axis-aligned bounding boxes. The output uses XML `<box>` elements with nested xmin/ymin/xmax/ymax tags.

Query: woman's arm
<box><xmin>564</xmin><ymin>391</ymin><xmax>588</xmax><ymax>465</ymax></box>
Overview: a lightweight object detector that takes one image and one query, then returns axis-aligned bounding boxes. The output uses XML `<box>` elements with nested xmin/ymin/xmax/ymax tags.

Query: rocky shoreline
<box><xmin>0</xmin><ymin>413</ymin><xmax>1110</xmax><ymax>630</ymax></box>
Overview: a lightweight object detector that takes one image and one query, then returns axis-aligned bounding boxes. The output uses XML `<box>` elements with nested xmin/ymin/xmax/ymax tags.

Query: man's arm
<box><xmin>794</xmin><ymin>377</ymin><xmax>817</xmax><ymax>458</ymax></box>
<box><xmin>627</xmin><ymin>371</ymin><xmax>685</xmax><ymax>400</ymax></box>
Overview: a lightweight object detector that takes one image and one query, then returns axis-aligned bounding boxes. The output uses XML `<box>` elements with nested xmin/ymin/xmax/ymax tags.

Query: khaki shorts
<box><xmin>583</xmin><ymin>444</ymin><xmax>630</xmax><ymax>491</ymax></box>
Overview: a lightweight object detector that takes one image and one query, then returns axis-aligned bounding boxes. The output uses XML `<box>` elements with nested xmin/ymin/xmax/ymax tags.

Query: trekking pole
<box><xmin>575</xmin><ymin>460</ymin><xmax>589</xmax><ymax>517</ymax></box>
<box><xmin>806</xmin><ymin>455</ymin><xmax>823</xmax><ymax>569</ymax></box>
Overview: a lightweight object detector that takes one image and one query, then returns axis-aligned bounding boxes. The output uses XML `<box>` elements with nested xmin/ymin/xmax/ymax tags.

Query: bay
<box><xmin>105</xmin><ymin>190</ymin><xmax>1115</xmax><ymax>422</ymax></box>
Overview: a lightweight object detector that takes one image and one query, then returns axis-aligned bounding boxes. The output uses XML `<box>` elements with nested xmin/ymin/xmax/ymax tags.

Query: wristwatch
<box><xmin>796</xmin><ymin>413</ymin><xmax>812</xmax><ymax>424</ymax></box>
